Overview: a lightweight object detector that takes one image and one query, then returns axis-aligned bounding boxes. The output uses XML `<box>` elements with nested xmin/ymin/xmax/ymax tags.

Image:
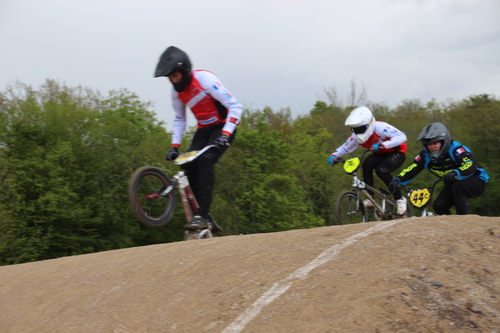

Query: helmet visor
<box><xmin>351</xmin><ymin>125</ymin><xmax>368</xmax><ymax>134</ymax></box>
<box><xmin>421</xmin><ymin>138</ymin><xmax>440</xmax><ymax>145</ymax></box>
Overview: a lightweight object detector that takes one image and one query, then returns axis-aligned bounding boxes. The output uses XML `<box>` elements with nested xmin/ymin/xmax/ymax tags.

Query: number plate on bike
<box><xmin>343</xmin><ymin>157</ymin><xmax>361</xmax><ymax>174</ymax></box>
<box><xmin>408</xmin><ymin>188</ymin><xmax>431</xmax><ymax>208</ymax></box>
<box><xmin>175</xmin><ymin>151</ymin><xmax>199</xmax><ymax>165</ymax></box>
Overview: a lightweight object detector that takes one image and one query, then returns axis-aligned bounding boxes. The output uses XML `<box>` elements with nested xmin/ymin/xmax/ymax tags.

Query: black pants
<box><xmin>182</xmin><ymin>123</ymin><xmax>235</xmax><ymax>219</ymax></box>
<box><xmin>433</xmin><ymin>175</ymin><xmax>487</xmax><ymax>215</ymax></box>
<box><xmin>362</xmin><ymin>151</ymin><xmax>406</xmax><ymax>200</ymax></box>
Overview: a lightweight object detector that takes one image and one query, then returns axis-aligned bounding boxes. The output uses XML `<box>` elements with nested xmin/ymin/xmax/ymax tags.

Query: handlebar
<box><xmin>397</xmin><ymin>178</ymin><xmax>443</xmax><ymax>192</ymax></box>
<box><xmin>332</xmin><ymin>149</ymin><xmax>371</xmax><ymax>166</ymax></box>
<box><xmin>398</xmin><ymin>178</ymin><xmax>444</xmax><ymax>189</ymax></box>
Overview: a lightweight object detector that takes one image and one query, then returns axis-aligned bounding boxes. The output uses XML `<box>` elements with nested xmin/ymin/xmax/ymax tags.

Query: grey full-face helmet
<box><xmin>417</xmin><ymin>122</ymin><xmax>451</xmax><ymax>162</ymax></box>
<box><xmin>154</xmin><ymin>46</ymin><xmax>192</xmax><ymax>92</ymax></box>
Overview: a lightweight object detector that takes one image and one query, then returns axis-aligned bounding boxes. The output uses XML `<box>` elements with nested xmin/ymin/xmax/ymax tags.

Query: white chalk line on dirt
<box><xmin>221</xmin><ymin>220</ymin><xmax>403</xmax><ymax>333</ymax></box>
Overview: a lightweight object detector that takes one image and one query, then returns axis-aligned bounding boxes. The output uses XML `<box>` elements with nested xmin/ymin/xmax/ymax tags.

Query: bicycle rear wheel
<box><xmin>335</xmin><ymin>191</ymin><xmax>367</xmax><ymax>225</ymax></box>
<box><xmin>128</xmin><ymin>166</ymin><xmax>176</xmax><ymax>227</ymax></box>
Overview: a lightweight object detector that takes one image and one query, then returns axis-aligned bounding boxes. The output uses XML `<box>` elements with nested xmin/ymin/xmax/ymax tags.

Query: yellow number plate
<box><xmin>343</xmin><ymin>157</ymin><xmax>361</xmax><ymax>174</ymax></box>
<box><xmin>174</xmin><ymin>150</ymin><xmax>198</xmax><ymax>163</ymax></box>
<box><xmin>408</xmin><ymin>188</ymin><xmax>431</xmax><ymax>208</ymax></box>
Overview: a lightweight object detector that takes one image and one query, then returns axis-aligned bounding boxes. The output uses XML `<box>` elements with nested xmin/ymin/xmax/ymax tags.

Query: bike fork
<box><xmin>176</xmin><ymin>172</ymin><xmax>199</xmax><ymax>223</ymax></box>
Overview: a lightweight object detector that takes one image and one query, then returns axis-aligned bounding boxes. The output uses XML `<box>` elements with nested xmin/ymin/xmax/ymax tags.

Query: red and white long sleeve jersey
<box><xmin>332</xmin><ymin>121</ymin><xmax>408</xmax><ymax>157</ymax></box>
<box><xmin>170</xmin><ymin>70</ymin><xmax>243</xmax><ymax>146</ymax></box>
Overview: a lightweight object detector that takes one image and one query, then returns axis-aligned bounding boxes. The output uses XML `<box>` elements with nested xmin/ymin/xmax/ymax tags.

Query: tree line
<box><xmin>0</xmin><ymin>79</ymin><xmax>498</xmax><ymax>265</ymax></box>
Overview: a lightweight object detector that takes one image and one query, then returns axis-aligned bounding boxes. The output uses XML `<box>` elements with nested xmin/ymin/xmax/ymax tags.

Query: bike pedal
<box><xmin>210</xmin><ymin>222</ymin><xmax>223</xmax><ymax>234</ymax></box>
<box><xmin>206</xmin><ymin>213</ymin><xmax>223</xmax><ymax>233</ymax></box>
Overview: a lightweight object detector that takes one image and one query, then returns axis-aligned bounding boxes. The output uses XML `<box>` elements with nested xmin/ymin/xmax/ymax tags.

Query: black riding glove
<box><xmin>214</xmin><ymin>134</ymin><xmax>230</xmax><ymax>149</ymax></box>
<box><xmin>443</xmin><ymin>171</ymin><xmax>457</xmax><ymax>184</ymax></box>
<box><xmin>388</xmin><ymin>179</ymin><xmax>400</xmax><ymax>194</ymax></box>
<box><xmin>165</xmin><ymin>147</ymin><xmax>180</xmax><ymax>161</ymax></box>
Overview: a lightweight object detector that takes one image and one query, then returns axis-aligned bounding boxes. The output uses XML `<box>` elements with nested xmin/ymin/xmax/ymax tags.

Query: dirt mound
<box><xmin>1</xmin><ymin>215</ymin><xmax>499</xmax><ymax>333</ymax></box>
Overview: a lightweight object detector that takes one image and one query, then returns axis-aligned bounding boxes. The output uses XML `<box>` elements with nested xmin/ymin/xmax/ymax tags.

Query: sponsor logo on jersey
<box><xmin>199</xmin><ymin>116</ymin><xmax>218</xmax><ymax>125</ymax></box>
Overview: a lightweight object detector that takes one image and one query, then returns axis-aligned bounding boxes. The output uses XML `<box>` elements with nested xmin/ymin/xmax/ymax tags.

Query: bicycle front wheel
<box><xmin>128</xmin><ymin>166</ymin><xmax>176</xmax><ymax>227</ymax></box>
<box><xmin>335</xmin><ymin>191</ymin><xmax>367</xmax><ymax>225</ymax></box>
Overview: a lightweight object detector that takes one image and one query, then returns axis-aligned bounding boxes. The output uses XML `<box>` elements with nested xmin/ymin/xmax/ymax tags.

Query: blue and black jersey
<box><xmin>395</xmin><ymin>140</ymin><xmax>489</xmax><ymax>185</ymax></box>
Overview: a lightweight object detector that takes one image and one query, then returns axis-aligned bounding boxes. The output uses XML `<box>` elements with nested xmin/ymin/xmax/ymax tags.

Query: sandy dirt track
<box><xmin>1</xmin><ymin>215</ymin><xmax>499</xmax><ymax>333</ymax></box>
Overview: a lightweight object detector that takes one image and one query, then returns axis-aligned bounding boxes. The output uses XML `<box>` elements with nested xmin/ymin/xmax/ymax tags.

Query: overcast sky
<box><xmin>1</xmin><ymin>0</ymin><xmax>499</xmax><ymax>128</ymax></box>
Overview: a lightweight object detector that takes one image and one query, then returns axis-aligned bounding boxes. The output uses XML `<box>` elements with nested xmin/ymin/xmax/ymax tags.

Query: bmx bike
<box><xmin>128</xmin><ymin>145</ymin><xmax>223</xmax><ymax>240</ymax></box>
<box><xmin>333</xmin><ymin>150</ymin><xmax>413</xmax><ymax>225</ymax></box>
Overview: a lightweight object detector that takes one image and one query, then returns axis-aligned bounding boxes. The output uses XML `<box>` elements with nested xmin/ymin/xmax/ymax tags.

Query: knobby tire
<box><xmin>335</xmin><ymin>191</ymin><xmax>367</xmax><ymax>225</ymax></box>
<box><xmin>128</xmin><ymin>166</ymin><xmax>176</xmax><ymax>227</ymax></box>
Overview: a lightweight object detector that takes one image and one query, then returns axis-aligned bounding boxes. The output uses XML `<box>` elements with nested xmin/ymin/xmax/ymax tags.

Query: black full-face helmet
<box><xmin>417</xmin><ymin>122</ymin><xmax>451</xmax><ymax>162</ymax></box>
<box><xmin>154</xmin><ymin>46</ymin><xmax>192</xmax><ymax>92</ymax></box>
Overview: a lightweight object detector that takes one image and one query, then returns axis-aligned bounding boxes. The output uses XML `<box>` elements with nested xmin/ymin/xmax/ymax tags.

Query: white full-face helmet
<box><xmin>344</xmin><ymin>106</ymin><xmax>376</xmax><ymax>144</ymax></box>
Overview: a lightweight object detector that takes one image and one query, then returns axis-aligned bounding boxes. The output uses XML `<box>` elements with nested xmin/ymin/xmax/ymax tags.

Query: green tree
<box><xmin>1</xmin><ymin>79</ymin><xmax>497</xmax><ymax>265</ymax></box>
<box><xmin>445</xmin><ymin>95</ymin><xmax>500</xmax><ymax>215</ymax></box>
<box><xmin>213</xmin><ymin>108</ymin><xmax>323</xmax><ymax>234</ymax></box>
<box><xmin>0</xmin><ymin>80</ymin><xmax>176</xmax><ymax>264</ymax></box>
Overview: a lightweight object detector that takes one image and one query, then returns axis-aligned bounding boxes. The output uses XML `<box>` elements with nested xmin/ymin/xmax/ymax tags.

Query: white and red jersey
<box><xmin>332</xmin><ymin>121</ymin><xmax>407</xmax><ymax>157</ymax></box>
<box><xmin>170</xmin><ymin>70</ymin><xmax>243</xmax><ymax>146</ymax></box>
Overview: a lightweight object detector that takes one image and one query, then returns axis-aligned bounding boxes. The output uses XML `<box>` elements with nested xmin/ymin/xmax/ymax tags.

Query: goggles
<box><xmin>351</xmin><ymin>125</ymin><xmax>368</xmax><ymax>134</ymax></box>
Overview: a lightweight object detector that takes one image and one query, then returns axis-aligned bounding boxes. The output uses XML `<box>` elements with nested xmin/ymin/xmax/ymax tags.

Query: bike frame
<box><xmin>161</xmin><ymin>170</ymin><xmax>214</xmax><ymax>240</ymax></box>
<box><xmin>173</xmin><ymin>146</ymin><xmax>218</xmax><ymax>239</ymax></box>
<box><xmin>349</xmin><ymin>170</ymin><xmax>398</xmax><ymax>219</ymax></box>
<box><xmin>169</xmin><ymin>170</ymin><xmax>199</xmax><ymax>224</ymax></box>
